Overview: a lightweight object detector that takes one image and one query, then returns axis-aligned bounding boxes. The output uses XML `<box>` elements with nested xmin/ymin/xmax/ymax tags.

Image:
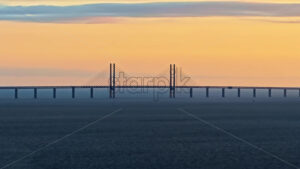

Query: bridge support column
<box><xmin>173</xmin><ymin>64</ymin><xmax>175</xmax><ymax>98</ymax></box>
<box><xmin>34</xmin><ymin>88</ymin><xmax>37</xmax><ymax>99</ymax></box>
<box><xmin>90</xmin><ymin>88</ymin><xmax>94</xmax><ymax>98</ymax></box>
<box><xmin>169</xmin><ymin>64</ymin><xmax>175</xmax><ymax>98</ymax></box>
<box><xmin>72</xmin><ymin>87</ymin><xmax>75</xmax><ymax>99</ymax></box>
<box><xmin>110</xmin><ymin>63</ymin><xmax>112</xmax><ymax>98</ymax></box>
<box><xmin>284</xmin><ymin>89</ymin><xmax>287</xmax><ymax>97</ymax></box>
<box><xmin>206</xmin><ymin>87</ymin><xmax>209</xmax><ymax>98</ymax></box>
<box><xmin>113</xmin><ymin>63</ymin><xmax>116</xmax><ymax>98</ymax></box>
<box><xmin>170</xmin><ymin>64</ymin><xmax>172</xmax><ymax>98</ymax></box>
<box><xmin>190</xmin><ymin>88</ymin><xmax>193</xmax><ymax>98</ymax></box>
<box><xmin>109</xmin><ymin>63</ymin><xmax>116</xmax><ymax>99</ymax></box>
<box><xmin>238</xmin><ymin>88</ymin><xmax>241</xmax><ymax>97</ymax></box>
<box><xmin>269</xmin><ymin>89</ymin><xmax>272</xmax><ymax>98</ymax></box>
<box><xmin>53</xmin><ymin>88</ymin><xmax>56</xmax><ymax>99</ymax></box>
<box><xmin>253</xmin><ymin>88</ymin><xmax>256</xmax><ymax>98</ymax></box>
<box><xmin>14</xmin><ymin>88</ymin><xmax>18</xmax><ymax>99</ymax></box>
<box><xmin>222</xmin><ymin>88</ymin><xmax>225</xmax><ymax>98</ymax></box>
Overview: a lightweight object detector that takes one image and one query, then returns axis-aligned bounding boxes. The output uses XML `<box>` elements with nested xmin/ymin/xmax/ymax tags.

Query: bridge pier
<box><xmin>53</xmin><ymin>88</ymin><xmax>56</xmax><ymax>99</ymax></box>
<box><xmin>253</xmin><ymin>88</ymin><xmax>256</xmax><ymax>98</ymax></box>
<box><xmin>72</xmin><ymin>87</ymin><xmax>75</xmax><ymax>99</ymax></box>
<box><xmin>237</xmin><ymin>88</ymin><xmax>241</xmax><ymax>97</ymax></box>
<box><xmin>222</xmin><ymin>88</ymin><xmax>225</xmax><ymax>98</ymax></box>
<box><xmin>206</xmin><ymin>87</ymin><xmax>209</xmax><ymax>98</ymax></box>
<box><xmin>190</xmin><ymin>88</ymin><xmax>193</xmax><ymax>98</ymax></box>
<box><xmin>14</xmin><ymin>88</ymin><xmax>18</xmax><ymax>99</ymax></box>
<box><xmin>284</xmin><ymin>89</ymin><xmax>287</xmax><ymax>97</ymax></box>
<box><xmin>34</xmin><ymin>88</ymin><xmax>37</xmax><ymax>99</ymax></box>
<box><xmin>90</xmin><ymin>88</ymin><xmax>94</xmax><ymax>98</ymax></box>
<box><xmin>268</xmin><ymin>88</ymin><xmax>272</xmax><ymax>97</ymax></box>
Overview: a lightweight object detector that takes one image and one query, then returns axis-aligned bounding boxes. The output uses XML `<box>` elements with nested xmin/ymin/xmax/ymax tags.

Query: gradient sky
<box><xmin>1</xmin><ymin>0</ymin><xmax>300</xmax><ymax>86</ymax></box>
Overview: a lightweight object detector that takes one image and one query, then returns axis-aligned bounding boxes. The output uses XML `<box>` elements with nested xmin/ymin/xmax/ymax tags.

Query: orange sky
<box><xmin>1</xmin><ymin>2</ymin><xmax>300</xmax><ymax>86</ymax></box>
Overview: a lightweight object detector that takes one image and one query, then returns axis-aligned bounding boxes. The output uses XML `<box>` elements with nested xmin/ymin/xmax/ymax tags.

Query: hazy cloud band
<box><xmin>0</xmin><ymin>2</ymin><xmax>300</xmax><ymax>22</ymax></box>
<box><xmin>0</xmin><ymin>68</ymin><xmax>97</xmax><ymax>77</ymax></box>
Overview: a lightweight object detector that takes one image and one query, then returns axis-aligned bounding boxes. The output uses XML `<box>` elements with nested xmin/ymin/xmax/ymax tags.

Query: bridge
<box><xmin>0</xmin><ymin>63</ymin><xmax>299</xmax><ymax>99</ymax></box>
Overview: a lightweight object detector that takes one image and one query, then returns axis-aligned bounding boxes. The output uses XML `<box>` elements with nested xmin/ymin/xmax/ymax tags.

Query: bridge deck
<box><xmin>0</xmin><ymin>86</ymin><xmax>299</xmax><ymax>90</ymax></box>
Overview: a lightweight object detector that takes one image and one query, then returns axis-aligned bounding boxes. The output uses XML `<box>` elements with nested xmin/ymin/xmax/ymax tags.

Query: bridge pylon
<box><xmin>170</xmin><ymin>64</ymin><xmax>176</xmax><ymax>98</ymax></box>
<box><xmin>110</xmin><ymin>63</ymin><xmax>116</xmax><ymax>98</ymax></box>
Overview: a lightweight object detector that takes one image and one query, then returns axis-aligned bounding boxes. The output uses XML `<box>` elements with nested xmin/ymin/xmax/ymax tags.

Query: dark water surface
<box><xmin>0</xmin><ymin>99</ymin><xmax>300</xmax><ymax>169</ymax></box>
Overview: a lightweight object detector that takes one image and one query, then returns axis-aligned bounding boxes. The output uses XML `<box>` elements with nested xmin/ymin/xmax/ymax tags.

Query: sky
<box><xmin>1</xmin><ymin>0</ymin><xmax>300</xmax><ymax>86</ymax></box>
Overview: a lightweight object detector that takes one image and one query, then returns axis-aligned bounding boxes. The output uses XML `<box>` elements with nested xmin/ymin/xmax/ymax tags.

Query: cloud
<box><xmin>1</xmin><ymin>2</ymin><xmax>300</xmax><ymax>23</ymax></box>
<box><xmin>254</xmin><ymin>19</ymin><xmax>300</xmax><ymax>24</ymax></box>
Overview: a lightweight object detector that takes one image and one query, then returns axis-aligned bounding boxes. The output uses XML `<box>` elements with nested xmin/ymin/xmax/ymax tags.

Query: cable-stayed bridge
<box><xmin>0</xmin><ymin>63</ymin><xmax>299</xmax><ymax>99</ymax></box>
